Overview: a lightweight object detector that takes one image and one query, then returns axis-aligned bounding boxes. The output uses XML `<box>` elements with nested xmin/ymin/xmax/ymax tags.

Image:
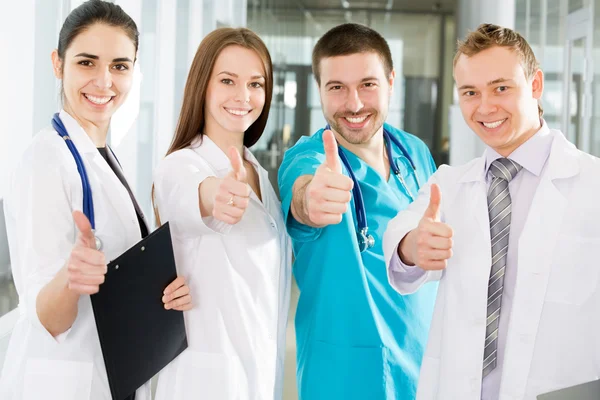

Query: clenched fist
<box><xmin>65</xmin><ymin>210</ymin><xmax>107</xmax><ymax>295</ymax></box>
<box><xmin>399</xmin><ymin>184</ymin><xmax>453</xmax><ymax>270</ymax></box>
<box><xmin>303</xmin><ymin>129</ymin><xmax>354</xmax><ymax>227</ymax></box>
<box><xmin>212</xmin><ymin>147</ymin><xmax>251</xmax><ymax>225</ymax></box>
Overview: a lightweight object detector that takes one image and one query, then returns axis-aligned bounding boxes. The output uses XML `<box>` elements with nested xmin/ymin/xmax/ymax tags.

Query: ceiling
<box><xmin>248</xmin><ymin>0</ymin><xmax>457</xmax><ymax>14</ymax></box>
<box><xmin>246</xmin><ymin>0</ymin><xmax>456</xmax><ymax>38</ymax></box>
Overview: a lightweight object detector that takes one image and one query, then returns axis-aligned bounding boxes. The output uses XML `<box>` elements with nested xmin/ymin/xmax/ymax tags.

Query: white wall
<box><xmin>0</xmin><ymin>0</ymin><xmax>36</xmax><ymax>198</ymax></box>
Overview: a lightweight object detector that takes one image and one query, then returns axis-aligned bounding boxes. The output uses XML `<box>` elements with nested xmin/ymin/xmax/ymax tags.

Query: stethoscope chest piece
<box><xmin>324</xmin><ymin>124</ymin><xmax>420</xmax><ymax>254</ymax></box>
<box><xmin>357</xmin><ymin>227</ymin><xmax>375</xmax><ymax>253</ymax></box>
<box><xmin>92</xmin><ymin>229</ymin><xmax>103</xmax><ymax>251</ymax></box>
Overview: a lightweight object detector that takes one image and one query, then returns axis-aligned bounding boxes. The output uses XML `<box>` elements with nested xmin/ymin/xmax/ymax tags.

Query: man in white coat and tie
<box><xmin>383</xmin><ymin>23</ymin><xmax>600</xmax><ymax>400</ymax></box>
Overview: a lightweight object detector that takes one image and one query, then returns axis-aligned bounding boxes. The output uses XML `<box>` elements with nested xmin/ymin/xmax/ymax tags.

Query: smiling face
<box><xmin>203</xmin><ymin>45</ymin><xmax>266</xmax><ymax>137</ymax></box>
<box><xmin>52</xmin><ymin>23</ymin><xmax>136</xmax><ymax>130</ymax></box>
<box><xmin>454</xmin><ymin>46</ymin><xmax>544</xmax><ymax>156</ymax></box>
<box><xmin>318</xmin><ymin>51</ymin><xmax>394</xmax><ymax>145</ymax></box>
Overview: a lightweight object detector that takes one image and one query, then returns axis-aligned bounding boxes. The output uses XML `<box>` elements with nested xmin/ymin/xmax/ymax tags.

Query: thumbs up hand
<box><xmin>303</xmin><ymin>130</ymin><xmax>354</xmax><ymax>227</ymax></box>
<box><xmin>65</xmin><ymin>210</ymin><xmax>107</xmax><ymax>295</ymax></box>
<box><xmin>212</xmin><ymin>146</ymin><xmax>251</xmax><ymax>225</ymax></box>
<box><xmin>399</xmin><ymin>184</ymin><xmax>454</xmax><ymax>270</ymax></box>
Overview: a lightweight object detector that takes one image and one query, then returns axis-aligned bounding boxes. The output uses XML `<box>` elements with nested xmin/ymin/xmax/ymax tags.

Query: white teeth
<box><xmin>482</xmin><ymin>119</ymin><xmax>505</xmax><ymax>129</ymax></box>
<box><xmin>85</xmin><ymin>94</ymin><xmax>112</xmax><ymax>105</ymax></box>
<box><xmin>345</xmin><ymin>116</ymin><xmax>368</xmax><ymax>124</ymax></box>
<box><xmin>226</xmin><ymin>108</ymin><xmax>250</xmax><ymax>116</ymax></box>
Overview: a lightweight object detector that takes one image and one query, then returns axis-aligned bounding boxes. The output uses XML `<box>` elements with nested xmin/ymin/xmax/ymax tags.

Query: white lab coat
<box><xmin>152</xmin><ymin>135</ymin><xmax>292</xmax><ymax>400</ymax></box>
<box><xmin>383</xmin><ymin>129</ymin><xmax>600</xmax><ymax>400</ymax></box>
<box><xmin>0</xmin><ymin>110</ymin><xmax>151</xmax><ymax>400</ymax></box>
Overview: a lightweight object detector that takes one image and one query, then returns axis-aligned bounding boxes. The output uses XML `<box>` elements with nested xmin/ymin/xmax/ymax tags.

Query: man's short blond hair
<box><xmin>454</xmin><ymin>23</ymin><xmax>543</xmax><ymax>117</ymax></box>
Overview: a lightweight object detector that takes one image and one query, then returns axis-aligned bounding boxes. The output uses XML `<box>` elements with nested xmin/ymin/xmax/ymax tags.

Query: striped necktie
<box><xmin>483</xmin><ymin>157</ymin><xmax>522</xmax><ymax>378</ymax></box>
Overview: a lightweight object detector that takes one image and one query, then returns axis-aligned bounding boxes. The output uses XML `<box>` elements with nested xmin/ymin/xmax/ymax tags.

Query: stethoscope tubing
<box><xmin>324</xmin><ymin>124</ymin><xmax>421</xmax><ymax>251</ymax></box>
<box><xmin>52</xmin><ymin>113</ymin><xmax>102</xmax><ymax>250</ymax></box>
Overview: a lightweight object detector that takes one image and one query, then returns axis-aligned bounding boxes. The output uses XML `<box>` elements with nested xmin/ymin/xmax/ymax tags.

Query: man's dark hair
<box><xmin>312</xmin><ymin>23</ymin><xmax>393</xmax><ymax>85</ymax></box>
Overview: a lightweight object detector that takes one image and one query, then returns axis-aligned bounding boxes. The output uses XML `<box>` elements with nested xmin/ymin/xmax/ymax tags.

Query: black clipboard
<box><xmin>91</xmin><ymin>222</ymin><xmax>188</xmax><ymax>400</ymax></box>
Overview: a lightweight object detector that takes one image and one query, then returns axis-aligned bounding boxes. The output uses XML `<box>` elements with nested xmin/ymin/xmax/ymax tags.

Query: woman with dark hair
<box><xmin>0</xmin><ymin>1</ymin><xmax>190</xmax><ymax>399</ymax></box>
<box><xmin>152</xmin><ymin>28</ymin><xmax>291</xmax><ymax>400</ymax></box>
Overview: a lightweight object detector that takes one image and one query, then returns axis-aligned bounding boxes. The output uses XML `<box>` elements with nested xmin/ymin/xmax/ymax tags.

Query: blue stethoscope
<box><xmin>326</xmin><ymin>125</ymin><xmax>422</xmax><ymax>252</ymax></box>
<box><xmin>52</xmin><ymin>113</ymin><xmax>103</xmax><ymax>250</ymax></box>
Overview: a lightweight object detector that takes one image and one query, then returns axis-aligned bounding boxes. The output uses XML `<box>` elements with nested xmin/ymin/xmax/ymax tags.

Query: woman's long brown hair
<box><xmin>153</xmin><ymin>28</ymin><xmax>273</xmax><ymax>226</ymax></box>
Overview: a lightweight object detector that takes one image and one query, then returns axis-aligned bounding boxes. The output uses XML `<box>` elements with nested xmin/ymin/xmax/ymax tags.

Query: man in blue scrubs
<box><xmin>278</xmin><ymin>23</ymin><xmax>439</xmax><ymax>399</ymax></box>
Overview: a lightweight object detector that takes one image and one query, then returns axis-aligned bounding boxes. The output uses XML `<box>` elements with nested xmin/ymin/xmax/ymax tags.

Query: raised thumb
<box><xmin>423</xmin><ymin>183</ymin><xmax>442</xmax><ymax>221</ymax></box>
<box><xmin>73</xmin><ymin>210</ymin><xmax>95</xmax><ymax>248</ymax></box>
<box><xmin>227</xmin><ymin>146</ymin><xmax>247</xmax><ymax>182</ymax></box>
<box><xmin>322</xmin><ymin>129</ymin><xmax>341</xmax><ymax>174</ymax></box>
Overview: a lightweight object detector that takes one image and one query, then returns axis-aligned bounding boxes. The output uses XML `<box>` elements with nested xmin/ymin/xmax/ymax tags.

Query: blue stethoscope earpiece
<box><xmin>52</xmin><ymin>113</ymin><xmax>102</xmax><ymax>251</ymax></box>
<box><xmin>325</xmin><ymin>124</ymin><xmax>420</xmax><ymax>253</ymax></box>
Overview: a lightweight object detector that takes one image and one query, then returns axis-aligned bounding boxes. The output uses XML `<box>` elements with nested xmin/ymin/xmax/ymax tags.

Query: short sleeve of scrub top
<box><xmin>278</xmin><ymin>133</ymin><xmax>327</xmax><ymax>243</ymax></box>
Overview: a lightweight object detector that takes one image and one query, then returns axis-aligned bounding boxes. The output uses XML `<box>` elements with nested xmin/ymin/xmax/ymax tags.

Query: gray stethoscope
<box><xmin>327</xmin><ymin>125</ymin><xmax>422</xmax><ymax>252</ymax></box>
<box><xmin>52</xmin><ymin>113</ymin><xmax>103</xmax><ymax>250</ymax></box>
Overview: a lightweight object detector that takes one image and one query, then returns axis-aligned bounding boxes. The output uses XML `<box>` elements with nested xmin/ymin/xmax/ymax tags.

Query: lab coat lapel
<box><xmin>58</xmin><ymin>110</ymin><xmax>139</xmax><ymax>241</ymax></box>
<box><xmin>85</xmin><ymin>149</ymin><xmax>139</xmax><ymax>240</ymax></box>
<box><xmin>243</xmin><ymin>148</ymin><xmax>271</xmax><ymax>211</ymax></box>
<box><xmin>499</xmin><ymin>131</ymin><xmax>579</xmax><ymax>398</ymax></box>
<box><xmin>105</xmin><ymin>146</ymin><xmax>150</xmax><ymax>235</ymax></box>
<box><xmin>457</xmin><ymin>155</ymin><xmax>490</xmax><ymax>243</ymax></box>
<box><xmin>440</xmin><ymin>156</ymin><xmax>492</xmax><ymax>397</ymax></box>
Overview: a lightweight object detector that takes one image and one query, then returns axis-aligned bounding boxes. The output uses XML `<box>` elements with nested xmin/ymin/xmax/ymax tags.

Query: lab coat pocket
<box><xmin>172</xmin><ymin>349</ymin><xmax>240</xmax><ymax>400</ymax></box>
<box><xmin>546</xmin><ymin>236</ymin><xmax>600</xmax><ymax>306</ymax></box>
<box><xmin>23</xmin><ymin>358</ymin><xmax>93</xmax><ymax>400</ymax></box>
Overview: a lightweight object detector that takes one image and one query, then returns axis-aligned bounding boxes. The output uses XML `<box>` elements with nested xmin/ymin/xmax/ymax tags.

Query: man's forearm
<box><xmin>290</xmin><ymin>175</ymin><xmax>315</xmax><ymax>227</ymax></box>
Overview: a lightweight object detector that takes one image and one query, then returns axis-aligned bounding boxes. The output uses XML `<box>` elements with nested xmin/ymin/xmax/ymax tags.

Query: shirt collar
<box><xmin>484</xmin><ymin>119</ymin><xmax>553</xmax><ymax>178</ymax></box>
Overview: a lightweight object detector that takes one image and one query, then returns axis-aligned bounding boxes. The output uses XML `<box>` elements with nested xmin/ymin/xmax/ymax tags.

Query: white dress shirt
<box><xmin>390</xmin><ymin>122</ymin><xmax>554</xmax><ymax>399</ymax></box>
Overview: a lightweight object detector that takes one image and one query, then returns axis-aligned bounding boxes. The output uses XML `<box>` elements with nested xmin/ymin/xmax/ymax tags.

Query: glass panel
<box><xmin>569</xmin><ymin>0</ymin><xmax>586</xmax><ymax>12</ymax></box>
<box><xmin>541</xmin><ymin>0</ymin><xmax>567</xmax><ymax>131</ymax></box>
<box><xmin>515</xmin><ymin>0</ymin><xmax>528</xmax><ymax>34</ymax></box>
<box><xmin>528</xmin><ymin>0</ymin><xmax>543</xmax><ymax>45</ymax></box>
<box><xmin>568</xmin><ymin>37</ymin><xmax>586</xmax><ymax>147</ymax></box>
<box><xmin>546</xmin><ymin>0</ymin><xmax>565</xmax><ymax>46</ymax></box>
<box><xmin>590</xmin><ymin>0</ymin><xmax>600</xmax><ymax>156</ymax></box>
<box><xmin>440</xmin><ymin>16</ymin><xmax>456</xmax><ymax>164</ymax></box>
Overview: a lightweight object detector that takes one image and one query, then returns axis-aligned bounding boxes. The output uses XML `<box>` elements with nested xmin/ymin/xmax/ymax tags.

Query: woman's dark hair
<box><xmin>57</xmin><ymin>0</ymin><xmax>139</xmax><ymax>63</ymax></box>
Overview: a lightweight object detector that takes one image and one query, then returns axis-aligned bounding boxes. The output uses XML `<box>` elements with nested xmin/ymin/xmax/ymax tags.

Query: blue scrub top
<box><xmin>278</xmin><ymin>123</ymin><xmax>438</xmax><ymax>400</ymax></box>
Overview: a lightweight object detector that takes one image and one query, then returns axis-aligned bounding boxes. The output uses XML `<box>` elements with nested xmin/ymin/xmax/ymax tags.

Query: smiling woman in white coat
<box><xmin>384</xmin><ymin>24</ymin><xmax>600</xmax><ymax>400</ymax></box>
<box><xmin>0</xmin><ymin>2</ymin><xmax>191</xmax><ymax>400</ymax></box>
<box><xmin>152</xmin><ymin>27</ymin><xmax>292</xmax><ymax>400</ymax></box>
